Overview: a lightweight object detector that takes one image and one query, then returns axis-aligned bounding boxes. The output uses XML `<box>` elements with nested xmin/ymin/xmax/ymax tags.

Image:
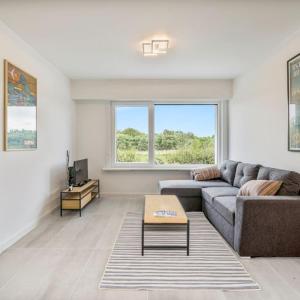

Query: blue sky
<box><xmin>116</xmin><ymin>104</ymin><xmax>216</xmax><ymax>137</ymax></box>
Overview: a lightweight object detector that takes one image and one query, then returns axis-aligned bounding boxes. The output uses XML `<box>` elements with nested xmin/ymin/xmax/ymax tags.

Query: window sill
<box><xmin>102</xmin><ymin>165</ymin><xmax>209</xmax><ymax>171</ymax></box>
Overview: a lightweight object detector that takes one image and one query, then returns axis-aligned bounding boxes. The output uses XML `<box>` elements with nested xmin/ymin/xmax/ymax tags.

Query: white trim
<box><xmin>111</xmin><ymin>101</ymin><xmax>116</xmax><ymax>165</ymax></box>
<box><xmin>0</xmin><ymin>198</ymin><xmax>59</xmax><ymax>254</ymax></box>
<box><xmin>218</xmin><ymin>100</ymin><xmax>229</xmax><ymax>164</ymax></box>
<box><xmin>103</xmin><ymin>166</ymin><xmax>201</xmax><ymax>171</ymax></box>
<box><xmin>105</xmin><ymin>102</ymin><xmax>112</xmax><ymax>165</ymax></box>
<box><xmin>215</xmin><ymin>103</ymin><xmax>219</xmax><ymax>164</ymax></box>
<box><xmin>109</xmin><ymin>100</ymin><xmax>227</xmax><ymax>169</ymax></box>
<box><xmin>100</xmin><ymin>192</ymin><xmax>158</xmax><ymax>197</ymax></box>
<box><xmin>148</xmin><ymin>102</ymin><xmax>155</xmax><ymax>165</ymax></box>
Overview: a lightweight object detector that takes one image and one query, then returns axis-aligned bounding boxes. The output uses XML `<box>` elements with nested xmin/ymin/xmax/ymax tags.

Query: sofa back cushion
<box><xmin>238</xmin><ymin>180</ymin><xmax>282</xmax><ymax>196</ymax></box>
<box><xmin>220</xmin><ymin>160</ymin><xmax>239</xmax><ymax>185</ymax></box>
<box><xmin>194</xmin><ymin>166</ymin><xmax>220</xmax><ymax>181</ymax></box>
<box><xmin>257</xmin><ymin>167</ymin><xmax>300</xmax><ymax>196</ymax></box>
<box><xmin>233</xmin><ymin>163</ymin><xmax>260</xmax><ymax>188</ymax></box>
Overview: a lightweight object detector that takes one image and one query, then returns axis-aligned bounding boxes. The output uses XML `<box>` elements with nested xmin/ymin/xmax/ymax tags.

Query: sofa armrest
<box><xmin>234</xmin><ymin>196</ymin><xmax>300</xmax><ymax>257</ymax></box>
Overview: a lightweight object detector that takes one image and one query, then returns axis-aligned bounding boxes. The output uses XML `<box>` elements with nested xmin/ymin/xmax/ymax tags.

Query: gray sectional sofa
<box><xmin>159</xmin><ymin>160</ymin><xmax>300</xmax><ymax>257</ymax></box>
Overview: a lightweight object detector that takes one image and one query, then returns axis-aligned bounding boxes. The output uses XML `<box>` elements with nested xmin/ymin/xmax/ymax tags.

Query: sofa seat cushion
<box><xmin>233</xmin><ymin>163</ymin><xmax>260</xmax><ymax>188</ymax></box>
<box><xmin>213</xmin><ymin>196</ymin><xmax>237</xmax><ymax>225</ymax></box>
<box><xmin>159</xmin><ymin>180</ymin><xmax>231</xmax><ymax>197</ymax></box>
<box><xmin>257</xmin><ymin>167</ymin><xmax>300</xmax><ymax>196</ymax></box>
<box><xmin>220</xmin><ymin>160</ymin><xmax>239</xmax><ymax>185</ymax></box>
<box><xmin>202</xmin><ymin>186</ymin><xmax>240</xmax><ymax>204</ymax></box>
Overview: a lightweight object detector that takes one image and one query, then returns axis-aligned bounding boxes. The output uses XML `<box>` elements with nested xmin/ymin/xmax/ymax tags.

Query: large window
<box><xmin>113</xmin><ymin>102</ymin><xmax>218</xmax><ymax>167</ymax></box>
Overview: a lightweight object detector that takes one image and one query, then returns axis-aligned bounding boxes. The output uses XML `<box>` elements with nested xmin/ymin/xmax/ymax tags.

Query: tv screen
<box><xmin>74</xmin><ymin>159</ymin><xmax>88</xmax><ymax>186</ymax></box>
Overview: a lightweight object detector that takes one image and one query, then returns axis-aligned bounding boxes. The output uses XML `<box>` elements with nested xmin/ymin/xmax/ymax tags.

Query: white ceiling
<box><xmin>1</xmin><ymin>0</ymin><xmax>300</xmax><ymax>79</ymax></box>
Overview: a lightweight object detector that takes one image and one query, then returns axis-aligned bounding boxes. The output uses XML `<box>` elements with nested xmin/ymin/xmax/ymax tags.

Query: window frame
<box><xmin>111</xmin><ymin>101</ymin><xmax>223</xmax><ymax>169</ymax></box>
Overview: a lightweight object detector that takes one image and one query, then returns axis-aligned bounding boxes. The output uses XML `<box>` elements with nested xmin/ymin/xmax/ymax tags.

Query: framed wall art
<box><xmin>288</xmin><ymin>53</ymin><xmax>300</xmax><ymax>151</ymax></box>
<box><xmin>4</xmin><ymin>60</ymin><xmax>37</xmax><ymax>151</ymax></box>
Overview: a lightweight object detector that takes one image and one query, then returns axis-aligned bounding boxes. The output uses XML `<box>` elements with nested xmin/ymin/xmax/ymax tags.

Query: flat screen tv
<box><xmin>74</xmin><ymin>159</ymin><xmax>88</xmax><ymax>186</ymax></box>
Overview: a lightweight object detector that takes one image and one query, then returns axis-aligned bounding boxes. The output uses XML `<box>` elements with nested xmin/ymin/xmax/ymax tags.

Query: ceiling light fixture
<box><xmin>142</xmin><ymin>39</ymin><xmax>169</xmax><ymax>56</ymax></box>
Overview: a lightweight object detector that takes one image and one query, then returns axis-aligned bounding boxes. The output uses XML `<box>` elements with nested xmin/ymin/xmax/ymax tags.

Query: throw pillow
<box><xmin>193</xmin><ymin>166</ymin><xmax>221</xmax><ymax>181</ymax></box>
<box><xmin>238</xmin><ymin>180</ymin><xmax>282</xmax><ymax>196</ymax></box>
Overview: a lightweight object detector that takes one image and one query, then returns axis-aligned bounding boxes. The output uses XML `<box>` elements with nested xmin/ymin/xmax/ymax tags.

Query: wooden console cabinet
<box><xmin>60</xmin><ymin>180</ymin><xmax>99</xmax><ymax>216</ymax></box>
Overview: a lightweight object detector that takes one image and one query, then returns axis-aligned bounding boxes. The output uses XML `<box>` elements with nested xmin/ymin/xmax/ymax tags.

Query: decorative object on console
<box><xmin>4</xmin><ymin>60</ymin><xmax>37</xmax><ymax>151</ymax></box>
<box><xmin>238</xmin><ymin>180</ymin><xmax>282</xmax><ymax>196</ymax></box>
<box><xmin>153</xmin><ymin>210</ymin><xmax>177</xmax><ymax>217</ymax></box>
<box><xmin>193</xmin><ymin>165</ymin><xmax>221</xmax><ymax>181</ymax></box>
<box><xmin>287</xmin><ymin>52</ymin><xmax>300</xmax><ymax>151</ymax></box>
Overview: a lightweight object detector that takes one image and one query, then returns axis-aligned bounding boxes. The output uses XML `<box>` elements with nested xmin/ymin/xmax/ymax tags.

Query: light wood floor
<box><xmin>0</xmin><ymin>196</ymin><xmax>300</xmax><ymax>300</ymax></box>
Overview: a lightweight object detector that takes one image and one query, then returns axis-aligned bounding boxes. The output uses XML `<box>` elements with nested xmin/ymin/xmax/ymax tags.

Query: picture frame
<box><xmin>4</xmin><ymin>60</ymin><xmax>37</xmax><ymax>151</ymax></box>
<box><xmin>287</xmin><ymin>53</ymin><xmax>300</xmax><ymax>151</ymax></box>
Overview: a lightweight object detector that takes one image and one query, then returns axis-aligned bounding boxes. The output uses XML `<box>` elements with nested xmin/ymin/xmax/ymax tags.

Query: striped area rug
<box><xmin>100</xmin><ymin>212</ymin><xmax>259</xmax><ymax>290</ymax></box>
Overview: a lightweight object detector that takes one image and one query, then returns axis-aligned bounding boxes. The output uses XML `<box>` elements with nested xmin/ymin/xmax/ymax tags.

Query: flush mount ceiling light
<box><xmin>142</xmin><ymin>40</ymin><xmax>169</xmax><ymax>56</ymax></box>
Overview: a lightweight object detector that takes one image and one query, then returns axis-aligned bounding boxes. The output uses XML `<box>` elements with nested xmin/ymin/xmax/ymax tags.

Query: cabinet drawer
<box><xmin>62</xmin><ymin>192</ymin><xmax>92</xmax><ymax>209</ymax></box>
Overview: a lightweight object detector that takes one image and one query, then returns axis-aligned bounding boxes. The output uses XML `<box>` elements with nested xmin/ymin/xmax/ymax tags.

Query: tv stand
<box><xmin>60</xmin><ymin>179</ymin><xmax>99</xmax><ymax>217</ymax></box>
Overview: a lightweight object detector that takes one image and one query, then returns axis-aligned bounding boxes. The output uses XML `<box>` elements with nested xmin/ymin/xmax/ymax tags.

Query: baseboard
<box><xmin>100</xmin><ymin>192</ymin><xmax>160</xmax><ymax>197</ymax></box>
<box><xmin>0</xmin><ymin>198</ymin><xmax>59</xmax><ymax>255</ymax></box>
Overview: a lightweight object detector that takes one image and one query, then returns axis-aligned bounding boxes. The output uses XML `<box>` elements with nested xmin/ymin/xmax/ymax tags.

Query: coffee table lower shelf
<box><xmin>141</xmin><ymin>219</ymin><xmax>190</xmax><ymax>256</ymax></box>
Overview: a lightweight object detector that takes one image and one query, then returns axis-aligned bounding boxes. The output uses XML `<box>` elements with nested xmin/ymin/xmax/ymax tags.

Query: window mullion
<box><xmin>148</xmin><ymin>102</ymin><xmax>155</xmax><ymax>165</ymax></box>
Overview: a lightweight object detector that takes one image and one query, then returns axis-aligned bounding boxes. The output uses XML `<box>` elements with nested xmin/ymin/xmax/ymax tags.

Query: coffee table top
<box><xmin>144</xmin><ymin>195</ymin><xmax>188</xmax><ymax>224</ymax></box>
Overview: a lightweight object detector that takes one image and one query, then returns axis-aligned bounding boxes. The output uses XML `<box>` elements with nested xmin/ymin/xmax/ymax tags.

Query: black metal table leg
<box><xmin>142</xmin><ymin>220</ymin><xmax>144</xmax><ymax>256</ymax></box>
<box><xmin>187</xmin><ymin>219</ymin><xmax>190</xmax><ymax>256</ymax></box>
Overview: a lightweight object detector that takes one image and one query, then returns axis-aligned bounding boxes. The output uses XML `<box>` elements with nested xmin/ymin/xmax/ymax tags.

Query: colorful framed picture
<box><xmin>4</xmin><ymin>60</ymin><xmax>37</xmax><ymax>151</ymax></box>
<box><xmin>288</xmin><ymin>53</ymin><xmax>300</xmax><ymax>151</ymax></box>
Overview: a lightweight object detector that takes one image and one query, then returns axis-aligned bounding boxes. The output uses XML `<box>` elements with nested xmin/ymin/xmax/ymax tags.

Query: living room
<box><xmin>0</xmin><ymin>0</ymin><xmax>300</xmax><ymax>299</ymax></box>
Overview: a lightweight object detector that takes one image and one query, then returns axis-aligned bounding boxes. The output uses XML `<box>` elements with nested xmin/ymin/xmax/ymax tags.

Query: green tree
<box><xmin>116</xmin><ymin>127</ymin><xmax>215</xmax><ymax>164</ymax></box>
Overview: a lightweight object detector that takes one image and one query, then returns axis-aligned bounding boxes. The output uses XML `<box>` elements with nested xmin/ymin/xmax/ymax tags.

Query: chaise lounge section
<box><xmin>159</xmin><ymin>160</ymin><xmax>300</xmax><ymax>257</ymax></box>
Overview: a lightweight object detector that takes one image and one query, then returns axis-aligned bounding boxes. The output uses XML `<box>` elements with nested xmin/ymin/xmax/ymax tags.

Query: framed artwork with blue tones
<box><xmin>4</xmin><ymin>60</ymin><xmax>37</xmax><ymax>151</ymax></box>
<box><xmin>288</xmin><ymin>53</ymin><xmax>300</xmax><ymax>151</ymax></box>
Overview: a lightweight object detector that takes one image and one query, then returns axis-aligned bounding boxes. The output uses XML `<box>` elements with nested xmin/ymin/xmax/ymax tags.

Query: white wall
<box><xmin>74</xmin><ymin>79</ymin><xmax>232</xmax><ymax>195</ymax></box>
<box><xmin>71</xmin><ymin>79</ymin><xmax>233</xmax><ymax>101</ymax></box>
<box><xmin>229</xmin><ymin>31</ymin><xmax>300</xmax><ymax>172</ymax></box>
<box><xmin>0</xmin><ymin>22</ymin><xmax>74</xmax><ymax>252</ymax></box>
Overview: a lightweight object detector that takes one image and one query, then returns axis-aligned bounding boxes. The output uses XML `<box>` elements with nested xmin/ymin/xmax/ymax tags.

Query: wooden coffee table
<box><xmin>142</xmin><ymin>195</ymin><xmax>190</xmax><ymax>256</ymax></box>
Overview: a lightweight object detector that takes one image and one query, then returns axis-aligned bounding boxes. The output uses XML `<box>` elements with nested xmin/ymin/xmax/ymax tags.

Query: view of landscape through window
<box><xmin>115</xmin><ymin>104</ymin><xmax>216</xmax><ymax>165</ymax></box>
<box><xmin>116</xmin><ymin>106</ymin><xmax>149</xmax><ymax>163</ymax></box>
